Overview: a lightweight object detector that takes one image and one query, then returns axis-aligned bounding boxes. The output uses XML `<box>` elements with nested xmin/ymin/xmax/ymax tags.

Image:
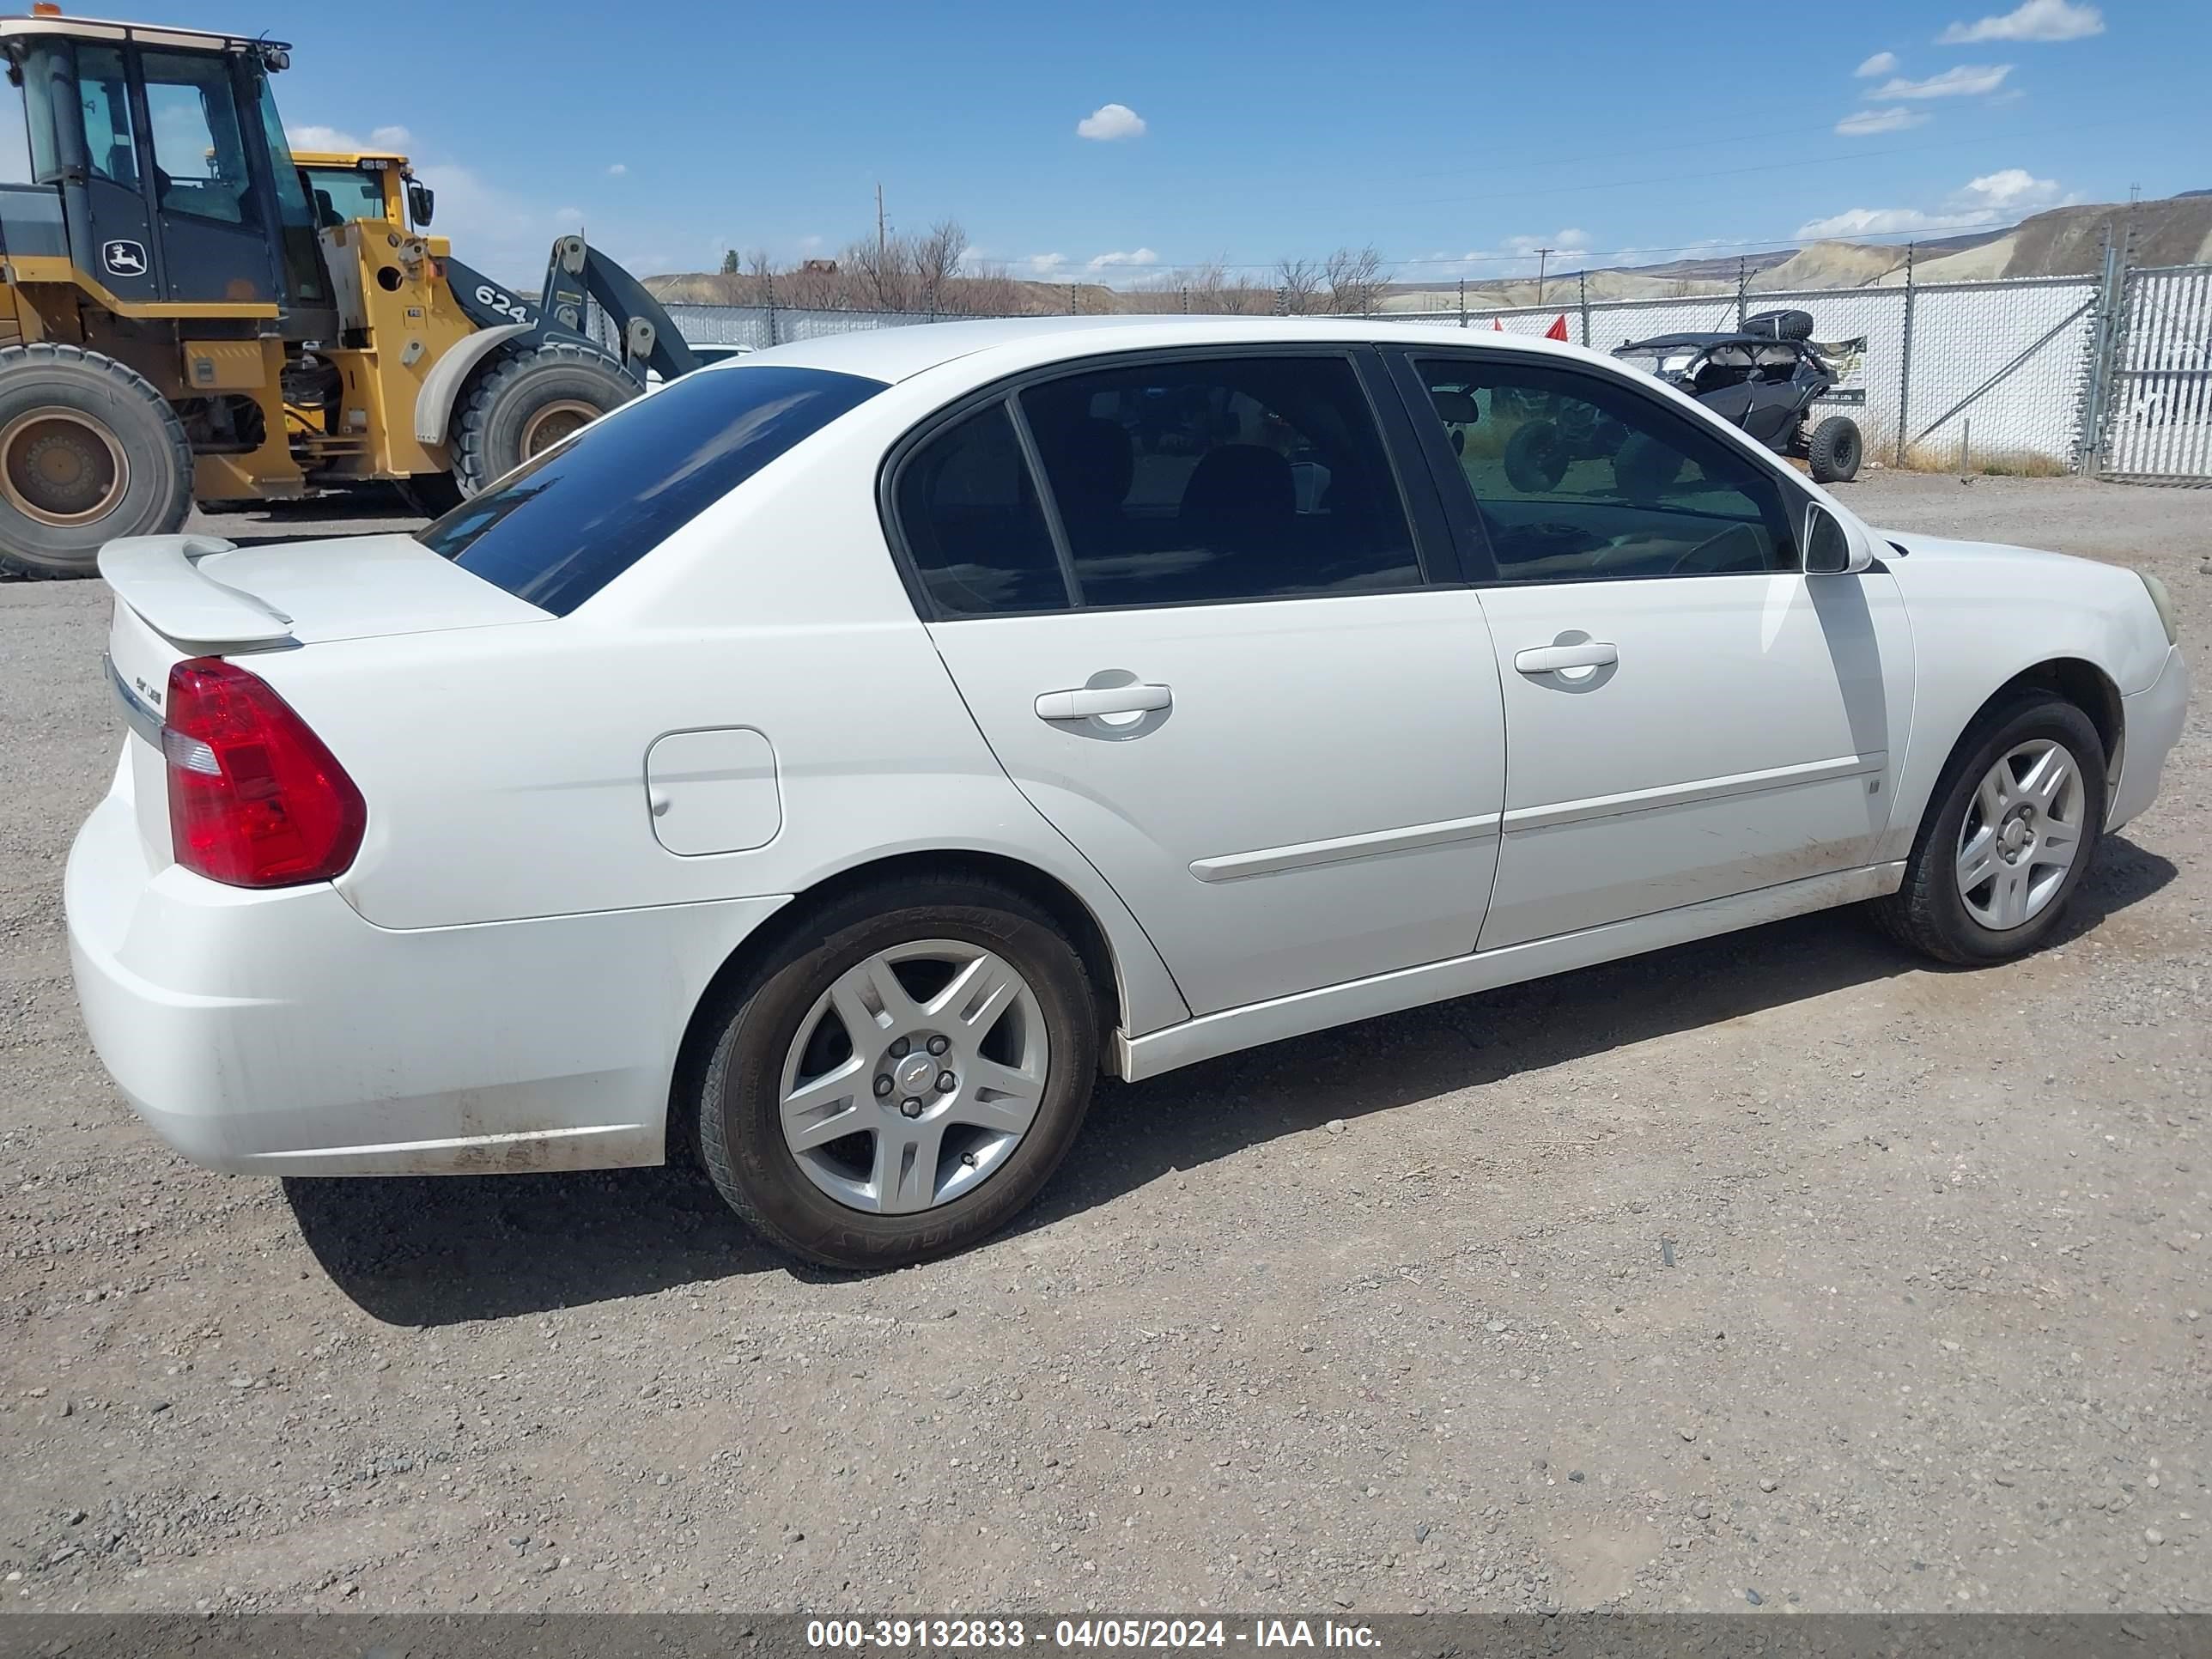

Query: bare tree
<box><xmin>1275</xmin><ymin>256</ymin><xmax>1322</xmax><ymax>315</ymax></box>
<box><xmin>1323</xmin><ymin>244</ymin><xmax>1389</xmax><ymax>315</ymax></box>
<box><xmin>910</xmin><ymin>218</ymin><xmax>967</xmax><ymax>314</ymax></box>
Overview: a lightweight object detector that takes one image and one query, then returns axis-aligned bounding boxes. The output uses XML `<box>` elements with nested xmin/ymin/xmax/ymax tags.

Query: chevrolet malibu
<box><xmin>67</xmin><ymin>318</ymin><xmax>2189</xmax><ymax>1269</ymax></box>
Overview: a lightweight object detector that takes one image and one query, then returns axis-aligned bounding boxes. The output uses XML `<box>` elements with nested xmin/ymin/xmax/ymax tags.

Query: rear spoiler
<box><xmin>96</xmin><ymin>536</ymin><xmax>296</xmax><ymax>652</ymax></box>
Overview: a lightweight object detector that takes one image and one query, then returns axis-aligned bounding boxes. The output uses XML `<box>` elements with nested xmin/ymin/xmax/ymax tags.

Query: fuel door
<box><xmin>644</xmin><ymin>727</ymin><xmax>781</xmax><ymax>856</ymax></box>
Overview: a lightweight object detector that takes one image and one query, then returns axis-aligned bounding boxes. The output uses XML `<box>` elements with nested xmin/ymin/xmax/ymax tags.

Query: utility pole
<box><xmin>1534</xmin><ymin>247</ymin><xmax>1554</xmax><ymax>307</ymax></box>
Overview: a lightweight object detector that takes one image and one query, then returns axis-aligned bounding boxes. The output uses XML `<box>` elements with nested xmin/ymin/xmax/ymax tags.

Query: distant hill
<box><xmin>643</xmin><ymin>193</ymin><xmax>2212</xmax><ymax>319</ymax></box>
<box><xmin>1382</xmin><ymin>195</ymin><xmax>2212</xmax><ymax>310</ymax></box>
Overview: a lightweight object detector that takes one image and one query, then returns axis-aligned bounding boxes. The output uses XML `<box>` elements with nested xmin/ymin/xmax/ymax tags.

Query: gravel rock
<box><xmin>0</xmin><ymin>476</ymin><xmax>2204</xmax><ymax>1619</ymax></box>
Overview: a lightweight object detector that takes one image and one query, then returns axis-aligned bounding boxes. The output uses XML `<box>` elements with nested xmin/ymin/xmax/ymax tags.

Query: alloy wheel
<box><xmin>1955</xmin><ymin>738</ymin><xmax>2084</xmax><ymax>931</ymax></box>
<box><xmin>777</xmin><ymin>939</ymin><xmax>1050</xmax><ymax>1213</ymax></box>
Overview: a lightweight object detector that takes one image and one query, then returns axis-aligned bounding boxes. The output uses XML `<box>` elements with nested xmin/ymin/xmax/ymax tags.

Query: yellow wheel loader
<box><xmin>0</xmin><ymin>9</ymin><xmax>698</xmax><ymax>575</ymax></box>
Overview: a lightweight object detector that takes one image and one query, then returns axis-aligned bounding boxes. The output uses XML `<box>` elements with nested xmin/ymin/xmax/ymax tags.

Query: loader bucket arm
<box><xmin>539</xmin><ymin>234</ymin><xmax>701</xmax><ymax>383</ymax></box>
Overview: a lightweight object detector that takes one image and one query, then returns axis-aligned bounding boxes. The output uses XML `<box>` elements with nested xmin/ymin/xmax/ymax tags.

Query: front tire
<box><xmin>694</xmin><ymin>877</ymin><xmax>1100</xmax><ymax>1270</ymax></box>
<box><xmin>451</xmin><ymin>342</ymin><xmax>639</xmax><ymax>496</ymax></box>
<box><xmin>0</xmin><ymin>343</ymin><xmax>192</xmax><ymax>577</ymax></box>
<box><xmin>1876</xmin><ymin>692</ymin><xmax>2106</xmax><ymax>965</ymax></box>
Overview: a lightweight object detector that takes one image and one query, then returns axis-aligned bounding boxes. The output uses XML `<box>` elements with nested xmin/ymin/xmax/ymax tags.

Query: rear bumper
<box><xmin>65</xmin><ymin>758</ymin><xmax>787</xmax><ymax>1176</ymax></box>
<box><xmin>2111</xmin><ymin>643</ymin><xmax>2190</xmax><ymax>833</ymax></box>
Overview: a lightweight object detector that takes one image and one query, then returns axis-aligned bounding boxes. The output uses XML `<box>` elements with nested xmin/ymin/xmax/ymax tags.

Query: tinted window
<box><xmin>75</xmin><ymin>46</ymin><xmax>137</xmax><ymax>189</ymax></box>
<box><xmin>421</xmin><ymin>364</ymin><xmax>884</xmax><ymax>615</ymax></box>
<box><xmin>896</xmin><ymin>402</ymin><xmax>1070</xmax><ymax>616</ymax></box>
<box><xmin>139</xmin><ymin>51</ymin><xmax>251</xmax><ymax>225</ymax></box>
<box><xmin>1414</xmin><ymin>357</ymin><xmax>1796</xmax><ymax>580</ymax></box>
<box><xmin>1019</xmin><ymin>356</ymin><xmax>1419</xmax><ymax>606</ymax></box>
<box><xmin>305</xmin><ymin>167</ymin><xmax>385</xmax><ymax>228</ymax></box>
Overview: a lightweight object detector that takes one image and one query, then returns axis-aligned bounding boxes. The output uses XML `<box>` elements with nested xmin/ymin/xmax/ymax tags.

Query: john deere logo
<box><xmin>101</xmin><ymin>240</ymin><xmax>148</xmax><ymax>277</ymax></box>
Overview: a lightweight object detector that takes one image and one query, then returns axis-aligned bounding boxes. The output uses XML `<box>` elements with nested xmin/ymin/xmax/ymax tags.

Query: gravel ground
<box><xmin>1</xmin><ymin>474</ymin><xmax>2206</xmax><ymax>1617</ymax></box>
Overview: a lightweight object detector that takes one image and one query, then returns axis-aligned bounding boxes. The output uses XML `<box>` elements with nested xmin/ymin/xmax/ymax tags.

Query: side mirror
<box><xmin>1803</xmin><ymin>500</ymin><xmax>1871</xmax><ymax>575</ymax></box>
<box><xmin>406</xmin><ymin>180</ymin><xmax>435</xmax><ymax>227</ymax></box>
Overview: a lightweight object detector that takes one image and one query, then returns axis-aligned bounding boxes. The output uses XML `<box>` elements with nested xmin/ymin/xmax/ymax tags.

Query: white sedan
<box><xmin>67</xmin><ymin>318</ymin><xmax>2189</xmax><ymax>1268</ymax></box>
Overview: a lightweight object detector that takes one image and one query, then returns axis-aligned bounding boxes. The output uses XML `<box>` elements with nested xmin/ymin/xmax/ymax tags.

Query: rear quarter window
<box><xmin>418</xmin><ymin>363</ymin><xmax>885</xmax><ymax>614</ymax></box>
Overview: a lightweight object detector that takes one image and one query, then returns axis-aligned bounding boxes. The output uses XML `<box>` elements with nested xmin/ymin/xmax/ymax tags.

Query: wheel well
<box><xmin>662</xmin><ymin>851</ymin><xmax>1126</xmax><ymax>1166</ymax></box>
<box><xmin>2002</xmin><ymin>657</ymin><xmax>2123</xmax><ymax>767</ymax></box>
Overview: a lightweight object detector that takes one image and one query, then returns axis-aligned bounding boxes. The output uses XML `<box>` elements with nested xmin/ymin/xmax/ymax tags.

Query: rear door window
<box><xmin>420</xmin><ymin>364</ymin><xmax>884</xmax><ymax>614</ymax></box>
<box><xmin>1017</xmin><ymin>355</ymin><xmax>1421</xmax><ymax>606</ymax></box>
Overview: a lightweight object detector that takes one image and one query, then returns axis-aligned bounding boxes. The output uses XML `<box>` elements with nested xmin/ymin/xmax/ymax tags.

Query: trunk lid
<box><xmin>97</xmin><ymin>532</ymin><xmax>550</xmax><ymax>868</ymax></box>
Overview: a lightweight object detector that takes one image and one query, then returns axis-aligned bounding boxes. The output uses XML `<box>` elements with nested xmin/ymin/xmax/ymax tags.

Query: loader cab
<box><xmin>1</xmin><ymin>15</ymin><xmax>334</xmax><ymax>334</ymax></box>
<box><xmin>295</xmin><ymin>149</ymin><xmax>431</xmax><ymax>234</ymax></box>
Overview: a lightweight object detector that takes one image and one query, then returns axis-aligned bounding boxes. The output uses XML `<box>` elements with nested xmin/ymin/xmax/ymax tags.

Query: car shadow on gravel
<box><xmin>287</xmin><ymin>835</ymin><xmax>2174</xmax><ymax>1324</ymax></box>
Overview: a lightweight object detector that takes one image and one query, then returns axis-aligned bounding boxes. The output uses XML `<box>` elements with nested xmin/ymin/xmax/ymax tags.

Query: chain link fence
<box><xmin>638</xmin><ymin>259</ymin><xmax>2212</xmax><ymax>482</ymax></box>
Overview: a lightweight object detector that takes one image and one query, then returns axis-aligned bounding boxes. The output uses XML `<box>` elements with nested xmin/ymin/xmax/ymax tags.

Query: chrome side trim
<box><xmin>1188</xmin><ymin>811</ymin><xmax>1502</xmax><ymax>884</ymax></box>
<box><xmin>1502</xmin><ymin>751</ymin><xmax>1887</xmax><ymax>836</ymax></box>
<box><xmin>103</xmin><ymin>653</ymin><xmax>164</xmax><ymax>746</ymax></box>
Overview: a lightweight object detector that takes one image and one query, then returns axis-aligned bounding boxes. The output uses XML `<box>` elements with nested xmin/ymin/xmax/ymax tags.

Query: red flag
<box><xmin>1545</xmin><ymin>313</ymin><xmax>1570</xmax><ymax>342</ymax></box>
<box><xmin>1492</xmin><ymin>317</ymin><xmax>1504</xmax><ymax>331</ymax></box>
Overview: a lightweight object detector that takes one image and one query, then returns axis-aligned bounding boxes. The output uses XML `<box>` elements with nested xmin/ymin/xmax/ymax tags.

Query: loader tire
<box><xmin>451</xmin><ymin>342</ymin><xmax>639</xmax><ymax>496</ymax></box>
<box><xmin>0</xmin><ymin>343</ymin><xmax>192</xmax><ymax>579</ymax></box>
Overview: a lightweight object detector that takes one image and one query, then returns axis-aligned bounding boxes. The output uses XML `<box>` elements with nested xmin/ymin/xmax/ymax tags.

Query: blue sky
<box><xmin>9</xmin><ymin>0</ymin><xmax>2205</xmax><ymax>286</ymax></box>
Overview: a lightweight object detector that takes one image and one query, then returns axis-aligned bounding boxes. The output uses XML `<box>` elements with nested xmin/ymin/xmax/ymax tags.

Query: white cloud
<box><xmin>1939</xmin><ymin>0</ymin><xmax>2101</xmax><ymax>42</ymax></box>
<box><xmin>1855</xmin><ymin>51</ymin><xmax>1899</xmax><ymax>76</ymax></box>
<box><xmin>370</xmin><ymin>125</ymin><xmax>412</xmax><ymax>149</ymax></box>
<box><xmin>1869</xmin><ymin>63</ymin><xmax>2013</xmax><ymax>98</ymax></box>
<box><xmin>1960</xmin><ymin>167</ymin><xmax>2062</xmax><ymax>210</ymax></box>
<box><xmin>1796</xmin><ymin>167</ymin><xmax>2065</xmax><ymax>239</ymax></box>
<box><xmin>552</xmin><ymin>205</ymin><xmax>584</xmax><ymax>224</ymax></box>
<box><xmin>1088</xmin><ymin>247</ymin><xmax>1159</xmax><ymax>270</ymax></box>
<box><xmin>1837</xmin><ymin>106</ymin><xmax>1931</xmax><ymax>135</ymax></box>
<box><xmin>286</xmin><ymin>122</ymin><xmax>367</xmax><ymax>151</ymax></box>
<box><xmin>1027</xmin><ymin>252</ymin><xmax>1071</xmax><ymax>275</ymax></box>
<box><xmin>1076</xmin><ymin>102</ymin><xmax>1146</xmax><ymax>141</ymax></box>
<box><xmin>1796</xmin><ymin>206</ymin><xmax>1963</xmax><ymax>238</ymax></box>
<box><xmin>605</xmin><ymin>162</ymin><xmax>628</xmax><ymax>176</ymax></box>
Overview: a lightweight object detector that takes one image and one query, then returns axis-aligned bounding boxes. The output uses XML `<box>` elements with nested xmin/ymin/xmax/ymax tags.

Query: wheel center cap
<box><xmin>892</xmin><ymin>1052</ymin><xmax>937</xmax><ymax>1097</ymax></box>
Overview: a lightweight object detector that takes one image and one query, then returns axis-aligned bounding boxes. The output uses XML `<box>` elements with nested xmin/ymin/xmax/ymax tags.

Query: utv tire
<box><xmin>1502</xmin><ymin>420</ymin><xmax>1570</xmax><ymax>494</ymax></box>
<box><xmin>1743</xmin><ymin>308</ymin><xmax>1814</xmax><ymax>342</ymax></box>
<box><xmin>0</xmin><ymin>343</ymin><xmax>192</xmax><ymax>578</ymax></box>
<box><xmin>451</xmin><ymin>342</ymin><xmax>639</xmax><ymax>496</ymax></box>
<box><xmin>1875</xmin><ymin>692</ymin><xmax>2106</xmax><ymax>966</ymax></box>
<box><xmin>1808</xmin><ymin>415</ymin><xmax>1863</xmax><ymax>483</ymax></box>
<box><xmin>694</xmin><ymin>875</ymin><xmax>1100</xmax><ymax>1271</ymax></box>
<box><xmin>1613</xmin><ymin>432</ymin><xmax>1684</xmax><ymax>501</ymax></box>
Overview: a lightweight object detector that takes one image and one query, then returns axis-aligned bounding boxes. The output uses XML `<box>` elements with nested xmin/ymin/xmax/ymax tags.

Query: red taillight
<box><xmin>163</xmin><ymin>658</ymin><xmax>366</xmax><ymax>888</ymax></box>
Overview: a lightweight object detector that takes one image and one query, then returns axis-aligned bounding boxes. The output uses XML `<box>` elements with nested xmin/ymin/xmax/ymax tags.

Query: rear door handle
<box><xmin>1035</xmin><ymin>683</ymin><xmax>1173</xmax><ymax>720</ymax></box>
<box><xmin>1514</xmin><ymin>641</ymin><xmax>1618</xmax><ymax>675</ymax></box>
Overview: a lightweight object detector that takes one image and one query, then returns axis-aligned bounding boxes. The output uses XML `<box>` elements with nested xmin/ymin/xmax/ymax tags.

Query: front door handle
<box><xmin>1514</xmin><ymin>641</ymin><xmax>1618</xmax><ymax>675</ymax></box>
<box><xmin>1035</xmin><ymin>683</ymin><xmax>1173</xmax><ymax>721</ymax></box>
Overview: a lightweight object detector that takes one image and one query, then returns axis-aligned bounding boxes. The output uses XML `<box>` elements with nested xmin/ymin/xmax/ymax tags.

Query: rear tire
<box><xmin>0</xmin><ymin>343</ymin><xmax>191</xmax><ymax>578</ymax></box>
<box><xmin>1875</xmin><ymin>692</ymin><xmax>2106</xmax><ymax>965</ymax></box>
<box><xmin>1502</xmin><ymin>420</ymin><xmax>1569</xmax><ymax>493</ymax></box>
<box><xmin>1613</xmin><ymin>432</ymin><xmax>1684</xmax><ymax>501</ymax></box>
<box><xmin>694</xmin><ymin>876</ymin><xmax>1100</xmax><ymax>1270</ymax></box>
<box><xmin>450</xmin><ymin>342</ymin><xmax>638</xmax><ymax>496</ymax></box>
<box><xmin>1808</xmin><ymin>415</ymin><xmax>1863</xmax><ymax>483</ymax></box>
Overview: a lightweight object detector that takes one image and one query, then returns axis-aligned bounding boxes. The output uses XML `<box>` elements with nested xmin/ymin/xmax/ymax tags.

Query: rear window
<box><xmin>417</xmin><ymin>364</ymin><xmax>885</xmax><ymax>614</ymax></box>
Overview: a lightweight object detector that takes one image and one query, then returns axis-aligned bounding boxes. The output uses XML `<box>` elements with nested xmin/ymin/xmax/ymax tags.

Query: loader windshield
<box><xmin>418</xmin><ymin>365</ymin><xmax>886</xmax><ymax>615</ymax></box>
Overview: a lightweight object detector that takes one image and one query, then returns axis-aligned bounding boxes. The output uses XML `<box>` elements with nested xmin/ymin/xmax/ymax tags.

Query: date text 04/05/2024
<box><xmin>804</xmin><ymin>1619</ymin><xmax>1382</xmax><ymax>1650</ymax></box>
